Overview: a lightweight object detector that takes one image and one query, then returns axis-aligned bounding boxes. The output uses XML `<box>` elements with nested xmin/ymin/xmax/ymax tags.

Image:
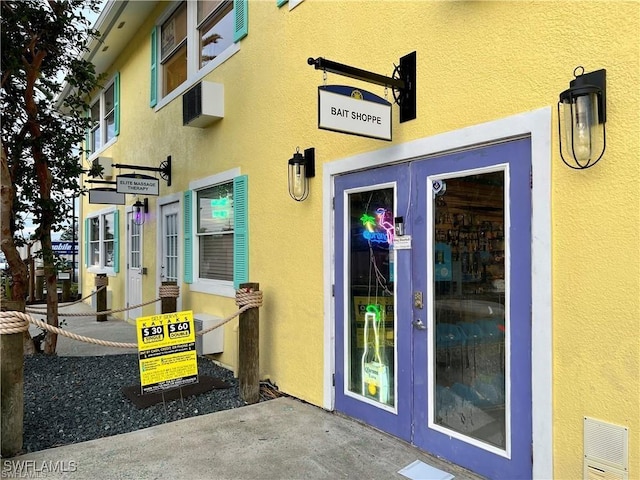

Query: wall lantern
<box><xmin>133</xmin><ymin>197</ymin><xmax>149</xmax><ymax>225</ymax></box>
<box><xmin>558</xmin><ymin>66</ymin><xmax>606</xmax><ymax>169</ymax></box>
<box><xmin>288</xmin><ymin>147</ymin><xmax>315</xmax><ymax>201</ymax></box>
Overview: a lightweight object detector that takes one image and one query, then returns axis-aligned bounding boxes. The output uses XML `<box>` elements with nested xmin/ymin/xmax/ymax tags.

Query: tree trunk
<box><xmin>0</xmin><ymin>299</ymin><xmax>26</xmax><ymax>457</ymax></box>
<box><xmin>41</xmin><ymin>263</ymin><xmax>58</xmax><ymax>354</ymax></box>
<box><xmin>0</xmin><ymin>146</ymin><xmax>34</xmax><ymax>355</ymax></box>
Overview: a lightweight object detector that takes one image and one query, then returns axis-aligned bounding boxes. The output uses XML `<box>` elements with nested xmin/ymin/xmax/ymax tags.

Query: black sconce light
<box><xmin>558</xmin><ymin>66</ymin><xmax>606</xmax><ymax>169</ymax></box>
<box><xmin>288</xmin><ymin>147</ymin><xmax>315</xmax><ymax>201</ymax></box>
<box><xmin>133</xmin><ymin>197</ymin><xmax>149</xmax><ymax>226</ymax></box>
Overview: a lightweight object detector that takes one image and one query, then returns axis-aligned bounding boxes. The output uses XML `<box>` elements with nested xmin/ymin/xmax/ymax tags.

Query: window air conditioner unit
<box><xmin>194</xmin><ymin>313</ymin><xmax>224</xmax><ymax>355</ymax></box>
<box><xmin>182</xmin><ymin>81</ymin><xmax>224</xmax><ymax>128</ymax></box>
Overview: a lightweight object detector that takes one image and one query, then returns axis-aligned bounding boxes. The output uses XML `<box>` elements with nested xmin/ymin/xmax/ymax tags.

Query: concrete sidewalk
<box><xmin>27</xmin><ymin>300</ymin><xmax>138</xmax><ymax>356</ymax></box>
<box><xmin>14</xmin><ymin>301</ymin><xmax>485</xmax><ymax>480</ymax></box>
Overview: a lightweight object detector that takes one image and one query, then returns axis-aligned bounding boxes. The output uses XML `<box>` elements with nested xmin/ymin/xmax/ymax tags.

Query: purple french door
<box><xmin>334</xmin><ymin>138</ymin><xmax>532</xmax><ymax>479</ymax></box>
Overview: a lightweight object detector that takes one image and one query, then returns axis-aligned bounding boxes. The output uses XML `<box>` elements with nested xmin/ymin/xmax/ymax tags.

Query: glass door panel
<box><xmin>432</xmin><ymin>171</ymin><xmax>506</xmax><ymax>449</ymax></box>
<box><xmin>347</xmin><ymin>188</ymin><xmax>395</xmax><ymax>407</ymax></box>
<box><xmin>334</xmin><ymin>163</ymin><xmax>412</xmax><ymax>442</ymax></box>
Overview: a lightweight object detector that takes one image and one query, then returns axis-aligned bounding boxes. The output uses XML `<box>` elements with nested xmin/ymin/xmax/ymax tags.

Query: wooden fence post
<box><xmin>238</xmin><ymin>282</ymin><xmax>259</xmax><ymax>404</ymax></box>
<box><xmin>0</xmin><ymin>300</ymin><xmax>26</xmax><ymax>457</ymax></box>
<box><xmin>96</xmin><ymin>274</ymin><xmax>108</xmax><ymax>322</ymax></box>
<box><xmin>161</xmin><ymin>281</ymin><xmax>177</xmax><ymax>314</ymax></box>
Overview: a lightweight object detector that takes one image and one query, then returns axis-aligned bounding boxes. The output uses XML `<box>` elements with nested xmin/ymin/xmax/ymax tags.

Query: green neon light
<box><xmin>360</xmin><ymin>213</ymin><xmax>376</xmax><ymax>232</ymax></box>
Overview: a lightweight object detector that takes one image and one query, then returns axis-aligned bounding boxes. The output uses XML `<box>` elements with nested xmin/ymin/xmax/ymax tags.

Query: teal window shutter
<box><xmin>184</xmin><ymin>190</ymin><xmax>193</xmax><ymax>284</ymax></box>
<box><xmin>150</xmin><ymin>26</ymin><xmax>158</xmax><ymax>107</ymax></box>
<box><xmin>277</xmin><ymin>0</ymin><xmax>287</xmax><ymax>6</ymax></box>
<box><xmin>113</xmin><ymin>210</ymin><xmax>120</xmax><ymax>273</ymax></box>
<box><xmin>84</xmin><ymin>218</ymin><xmax>90</xmax><ymax>267</ymax></box>
<box><xmin>113</xmin><ymin>72</ymin><xmax>120</xmax><ymax>136</ymax></box>
<box><xmin>233</xmin><ymin>175</ymin><xmax>248</xmax><ymax>288</ymax></box>
<box><xmin>233</xmin><ymin>0</ymin><xmax>248</xmax><ymax>43</ymax></box>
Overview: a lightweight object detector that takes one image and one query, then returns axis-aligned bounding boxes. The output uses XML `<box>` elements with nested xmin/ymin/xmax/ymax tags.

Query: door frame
<box><xmin>323</xmin><ymin>107</ymin><xmax>552</xmax><ymax>479</ymax></box>
<box><xmin>156</xmin><ymin>193</ymin><xmax>183</xmax><ymax>314</ymax></box>
<box><xmin>125</xmin><ymin>207</ymin><xmax>143</xmax><ymax>322</ymax></box>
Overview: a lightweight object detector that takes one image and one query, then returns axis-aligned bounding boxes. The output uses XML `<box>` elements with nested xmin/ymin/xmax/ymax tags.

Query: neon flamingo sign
<box><xmin>360</xmin><ymin>208</ymin><xmax>394</xmax><ymax>245</ymax></box>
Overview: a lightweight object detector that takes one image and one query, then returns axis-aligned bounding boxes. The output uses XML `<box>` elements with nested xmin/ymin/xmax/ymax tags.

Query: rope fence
<box><xmin>0</xmin><ymin>289</ymin><xmax>264</xmax><ymax>350</ymax></box>
<box><xmin>25</xmin><ymin>286</ymin><xmax>107</xmax><ymax>312</ymax></box>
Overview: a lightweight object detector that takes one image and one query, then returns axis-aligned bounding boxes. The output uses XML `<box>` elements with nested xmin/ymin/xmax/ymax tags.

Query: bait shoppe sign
<box><xmin>318</xmin><ymin>85</ymin><xmax>392</xmax><ymax>141</ymax></box>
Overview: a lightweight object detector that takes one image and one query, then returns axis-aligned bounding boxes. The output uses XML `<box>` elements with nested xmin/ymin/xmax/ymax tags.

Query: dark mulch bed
<box><xmin>22</xmin><ymin>354</ymin><xmax>276</xmax><ymax>454</ymax></box>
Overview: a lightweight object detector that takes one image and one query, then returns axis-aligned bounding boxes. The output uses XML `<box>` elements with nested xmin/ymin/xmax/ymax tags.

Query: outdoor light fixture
<box><xmin>133</xmin><ymin>197</ymin><xmax>149</xmax><ymax>225</ymax></box>
<box><xmin>288</xmin><ymin>147</ymin><xmax>315</xmax><ymax>201</ymax></box>
<box><xmin>558</xmin><ymin>66</ymin><xmax>606</xmax><ymax>169</ymax></box>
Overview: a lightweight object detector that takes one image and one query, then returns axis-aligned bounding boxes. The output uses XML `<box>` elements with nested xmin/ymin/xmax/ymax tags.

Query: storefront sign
<box><xmin>318</xmin><ymin>85</ymin><xmax>392</xmax><ymax>141</ymax></box>
<box><xmin>89</xmin><ymin>188</ymin><xmax>126</xmax><ymax>205</ymax></box>
<box><xmin>116</xmin><ymin>174</ymin><xmax>160</xmax><ymax>196</ymax></box>
<box><xmin>51</xmin><ymin>242</ymin><xmax>79</xmax><ymax>255</ymax></box>
<box><xmin>136</xmin><ymin>311</ymin><xmax>198</xmax><ymax>394</ymax></box>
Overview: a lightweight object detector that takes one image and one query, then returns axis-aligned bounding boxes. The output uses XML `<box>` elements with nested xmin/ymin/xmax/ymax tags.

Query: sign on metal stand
<box><xmin>136</xmin><ymin>310</ymin><xmax>198</xmax><ymax>395</ymax></box>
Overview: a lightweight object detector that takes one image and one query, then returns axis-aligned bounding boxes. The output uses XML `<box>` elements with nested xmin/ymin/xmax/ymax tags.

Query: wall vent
<box><xmin>584</xmin><ymin>416</ymin><xmax>629</xmax><ymax>480</ymax></box>
<box><xmin>182</xmin><ymin>81</ymin><xmax>224</xmax><ymax>128</ymax></box>
<box><xmin>194</xmin><ymin>313</ymin><xmax>224</xmax><ymax>355</ymax></box>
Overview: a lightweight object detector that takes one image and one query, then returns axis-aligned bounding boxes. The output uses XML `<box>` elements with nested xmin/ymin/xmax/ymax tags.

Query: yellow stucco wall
<box><xmin>81</xmin><ymin>1</ymin><xmax>640</xmax><ymax>477</ymax></box>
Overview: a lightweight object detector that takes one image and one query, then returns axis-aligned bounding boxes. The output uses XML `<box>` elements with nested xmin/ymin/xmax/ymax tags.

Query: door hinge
<box><xmin>332</xmin><ymin>197</ymin><xmax>335</xmax><ymax>210</ymax></box>
<box><xmin>530</xmin><ymin>170</ymin><xmax>533</xmax><ymax>189</ymax></box>
<box><xmin>332</xmin><ymin>373</ymin><xmax>335</xmax><ymax>386</ymax></box>
<box><xmin>332</xmin><ymin>284</ymin><xmax>335</xmax><ymax>297</ymax></box>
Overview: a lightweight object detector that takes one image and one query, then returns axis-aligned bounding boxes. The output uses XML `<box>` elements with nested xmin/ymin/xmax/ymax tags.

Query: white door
<box><xmin>160</xmin><ymin>202</ymin><xmax>181</xmax><ymax>310</ymax></box>
<box><xmin>126</xmin><ymin>211</ymin><xmax>143</xmax><ymax>321</ymax></box>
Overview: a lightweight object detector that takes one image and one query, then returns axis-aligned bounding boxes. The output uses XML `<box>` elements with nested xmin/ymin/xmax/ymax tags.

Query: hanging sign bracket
<box><xmin>112</xmin><ymin>156</ymin><xmax>172</xmax><ymax>187</ymax></box>
<box><xmin>307</xmin><ymin>51</ymin><xmax>416</xmax><ymax>123</ymax></box>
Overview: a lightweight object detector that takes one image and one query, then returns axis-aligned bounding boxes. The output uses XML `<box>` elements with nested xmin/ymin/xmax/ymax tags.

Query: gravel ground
<box><xmin>23</xmin><ymin>354</ymin><xmax>271</xmax><ymax>454</ymax></box>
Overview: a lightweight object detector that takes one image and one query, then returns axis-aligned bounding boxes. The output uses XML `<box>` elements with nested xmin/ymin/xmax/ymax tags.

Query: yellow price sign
<box><xmin>136</xmin><ymin>310</ymin><xmax>198</xmax><ymax>394</ymax></box>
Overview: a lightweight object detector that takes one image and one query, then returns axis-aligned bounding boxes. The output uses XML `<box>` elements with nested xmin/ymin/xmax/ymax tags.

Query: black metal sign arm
<box><xmin>308</xmin><ymin>52</ymin><xmax>416</xmax><ymax>123</ymax></box>
<box><xmin>307</xmin><ymin>57</ymin><xmax>405</xmax><ymax>90</ymax></box>
<box><xmin>112</xmin><ymin>156</ymin><xmax>172</xmax><ymax>186</ymax></box>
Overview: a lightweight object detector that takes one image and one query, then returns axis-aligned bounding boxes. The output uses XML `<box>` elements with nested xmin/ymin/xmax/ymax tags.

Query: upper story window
<box><xmin>161</xmin><ymin>3</ymin><xmax>187</xmax><ymax>96</ymax></box>
<box><xmin>150</xmin><ymin>0</ymin><xmax>247</xmax><ymax>107</ymax></box>
<box><xmin>87</xmin><ymin>73</ymin><xmax>120</xmax><ymax>157</ymax></box>
<box><xmin>198</xmin><ymin>1</ymin><xmax>234</xmax><ymax>69</ymax></box>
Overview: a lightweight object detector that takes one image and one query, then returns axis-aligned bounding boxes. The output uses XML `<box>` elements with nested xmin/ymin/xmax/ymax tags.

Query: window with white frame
<box><xmin>185</xmin><ymin>170</ymin><xmax>248</xmax><ymax>296</ymax></box>
<box><xmin>88</xmin><ymin>73</ymin><xmax>119</xmax><ymax>156</ymax></box>
<box><xmin>151</xmin><ymin>0</ymin><xmax>246</xmax><ymax>106</ymax></box>
<box><xmin>86</xmin><ymin>209</ymin><xmax>119</xmax><ymax>272</ymax></box>
<box><xmin>197</xmin><ymin>181</ymin><xmax>234</xmax><ymax>281</ymax></box>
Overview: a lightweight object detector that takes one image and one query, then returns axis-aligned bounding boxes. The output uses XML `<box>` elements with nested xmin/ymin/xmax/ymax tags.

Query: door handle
<box><xmin>412</xmin><ymin>318</ymin><xmax>427</xmax><ymax>330</ymax></box>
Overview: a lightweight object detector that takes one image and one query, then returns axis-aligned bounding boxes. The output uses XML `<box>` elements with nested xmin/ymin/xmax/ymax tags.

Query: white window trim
<box><xmin>88</xmin><ymin>74</ymin><xmax>118</xmax><ymax>160</ymax></box>
<box><xmin>154</xmin><ymin>1</ymin><xmax>240</xmax><ymax>112</ymax></box>
<box><xmin>289</xmin><ymin>0</ymin><xmax>304</xmax><ymax>10</ymax></box>
<box><xmin>87</xmin><ymin>205</ymin><xmax>117</xmax><ymax>276</ymax></box>
<box><xmin>188</xmin><ymin>167</ymin><xmax>240</xmax><ymax>297</ymax></box>
<box><xmin>156</xmin><ymin>193</ymin><xmax>183</xmax><ymax>314</ymax></box>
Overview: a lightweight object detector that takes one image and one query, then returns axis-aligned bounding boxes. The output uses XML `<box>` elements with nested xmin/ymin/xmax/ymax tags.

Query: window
<box><xmin>85</xmin><ymin>209</ymin><xmax>119</xmax><ymax>273</ymax></box>
<box><xmin>160</xmin><ymin>3</ymin><xmax>187</xmax><ymax>96</ymax></box>
<box><xmin>87</xmin><ymin>73</ymin><xmax>120</xmax><ymax>156</ymax></box>
<box><xmin>184</xmin><ymin>170</ymin><xmax>248</xmax><ymax>296</ymax></box>
<box><xmin>197</xmin><ymin>182</ymin><xmax>234</xmax><ymax>281</ymax></box>
<box><xmin>150</xmin><ymin>0</ymin><xmax>247</xmax><ymax>107</ymax></box>
<box><xmin>198</xmin><ymin>1</ymin><xmax>234</xmax><ymax>69</ymax></box>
